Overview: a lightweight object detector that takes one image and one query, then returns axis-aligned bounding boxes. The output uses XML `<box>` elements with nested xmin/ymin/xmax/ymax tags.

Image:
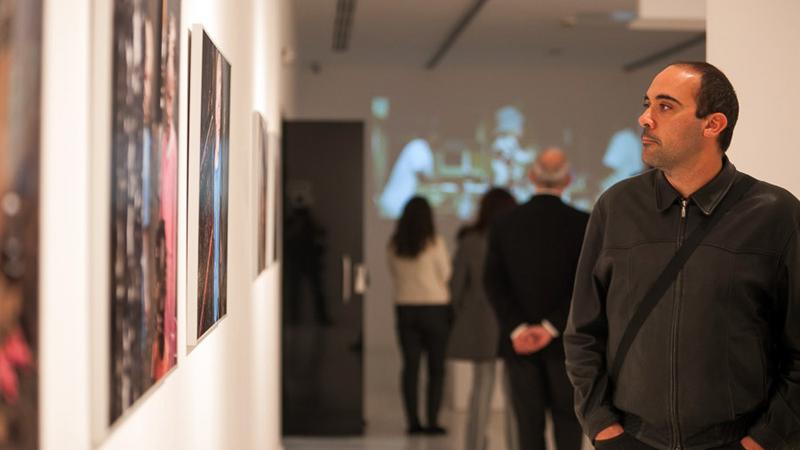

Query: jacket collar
<box><xmin>655</xmin><ymin>157</ymin><xmax>737</xmax><ymax>216</ymax></box>
<box><xmin>526</xmin><ymin>193</ymin><xmax>564</xmax><ymax>206</ymax></box>
<box><xmin>531</xmin><ymin>192</ymin><xmax>562</xmax><ymax>200</ymax></box>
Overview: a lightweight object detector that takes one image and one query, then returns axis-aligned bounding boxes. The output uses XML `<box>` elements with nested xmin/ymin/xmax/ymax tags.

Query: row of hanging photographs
<box><xmin>1</xmin><ymin>0</ymin><xmax>282</xmax><ymax>447</ymax></box>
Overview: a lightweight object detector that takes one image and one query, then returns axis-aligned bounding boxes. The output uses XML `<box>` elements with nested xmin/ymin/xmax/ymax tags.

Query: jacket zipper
<box><xmin>671</xmin><ymin>199</ymin><xmax>688</xmax><ymax>450</ymax></box>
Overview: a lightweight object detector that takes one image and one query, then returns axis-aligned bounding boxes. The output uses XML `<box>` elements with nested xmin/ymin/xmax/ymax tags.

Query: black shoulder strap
<box><xmin>609</xmin><ymin>174</ymin><xmax>757</xmax><ymax>381</ymax></box>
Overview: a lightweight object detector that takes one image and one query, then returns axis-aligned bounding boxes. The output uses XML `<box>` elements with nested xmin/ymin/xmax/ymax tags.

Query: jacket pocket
<box><xmin>727</xmin><ymin>332</ymin><xmax>766</xmax><ymax>415</ymax></box>
<box><xmin>594</xmin><ymin>432</ymin><xmax>639</xmax><ymax>449</ymax></box>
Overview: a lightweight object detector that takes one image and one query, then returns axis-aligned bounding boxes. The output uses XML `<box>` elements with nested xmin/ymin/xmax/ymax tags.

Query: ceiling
<box><xmin>288</xmin><ymin>0</ymin><xmax>705</xmax><ymax>70</ymax></box>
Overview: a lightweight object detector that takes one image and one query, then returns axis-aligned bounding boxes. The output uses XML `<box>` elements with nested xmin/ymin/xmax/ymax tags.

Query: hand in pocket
<box><xmin>594</xmin><ymin>432</ymin><xmax>629</xmax><ymax>449</ymax></box>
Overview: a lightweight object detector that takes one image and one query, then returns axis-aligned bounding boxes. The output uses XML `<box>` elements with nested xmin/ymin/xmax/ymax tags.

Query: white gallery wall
<box><xmin>40</xmin><ymin>0</ymin><xmax>291</xmax><ymax>449</ymax></box>
<box><xmin>706</xmin><ymin>0</ymin><xmax>800</xmax><ymax>198</ymax></box>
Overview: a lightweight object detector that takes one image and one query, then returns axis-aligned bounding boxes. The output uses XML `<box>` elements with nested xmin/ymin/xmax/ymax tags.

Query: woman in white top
<box><xmin>387</xmin><ymin>196</ymin><xmax>452</xmax><ymax>435</ymax></box>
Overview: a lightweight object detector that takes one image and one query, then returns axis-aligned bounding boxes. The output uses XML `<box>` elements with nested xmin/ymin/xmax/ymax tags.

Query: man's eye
<box><xmin>642</xmin><ymin>103</ymin><xmax>650</xmax><ymax>109</ymax></box>
<box><xmin>659</xmin><ymin>104</ymin><xmax>672</xmax><ymax>111</ymax></box>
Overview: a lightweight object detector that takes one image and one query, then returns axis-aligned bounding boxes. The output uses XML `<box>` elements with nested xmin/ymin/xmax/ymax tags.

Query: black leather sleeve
<box><xmin>749</xmin><ymin>229</ymin><xmax>800</xmax><ymax>450</ymax></box>
<box><xmin>563</xmin><ymin>200</ymin><xmax>620</xmax><ymax>439</ymax></box>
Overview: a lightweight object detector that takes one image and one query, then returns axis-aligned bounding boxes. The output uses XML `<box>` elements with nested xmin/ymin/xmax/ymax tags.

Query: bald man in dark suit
<box><xmin>485</xmin><ymin>148</ymin><xmax>589</xmax><ymax>450</ymax></box>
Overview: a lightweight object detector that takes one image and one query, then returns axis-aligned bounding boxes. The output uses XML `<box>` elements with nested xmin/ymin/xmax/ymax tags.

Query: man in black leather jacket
<box><xmin>564</xmin><ymin>61</ymin><xmax>800</xmax><ymax>450</ymax></box>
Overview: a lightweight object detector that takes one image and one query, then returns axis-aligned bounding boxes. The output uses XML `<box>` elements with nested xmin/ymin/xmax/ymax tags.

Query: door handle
<box><xmin>354</xmin><ymin>263</ymin><xmax>368</xmax><ymax>295</ymax></box>
<box><xmin>342</xmin><ymin>255</ymin><xmax>352</xmax><ymax>303</ymax></box>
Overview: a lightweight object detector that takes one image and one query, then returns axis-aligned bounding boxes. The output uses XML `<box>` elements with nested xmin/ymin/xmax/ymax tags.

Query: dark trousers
<box><xmin>505</xmin><ymin>351</ymin><xmax>582</xmax><ymax>450</ymax></box>
<box><xmin>395</xmin><ymin>305</ymin><xmax>451</xmax><ymax>428</ymax></box>
<box><xmin>594</xmin><ymin>432</ymin><xmax>745</xmax><ymax>450</ymax></box>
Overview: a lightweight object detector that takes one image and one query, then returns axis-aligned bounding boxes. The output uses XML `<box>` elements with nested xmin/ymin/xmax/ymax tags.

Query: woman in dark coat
<box><xmin>447</xmin><ymin>188</ymin><xmax>517</xmax><ymax>450</ymax></box>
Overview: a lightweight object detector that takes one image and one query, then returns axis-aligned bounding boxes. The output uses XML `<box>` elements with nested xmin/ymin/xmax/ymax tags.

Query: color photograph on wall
<box><xmin>0</xmin><ymin>0</ymin><xmax>41</xmax><ymax>447</ymax></box>
<box><xmin>188</xmin><ymin>26</ymin><xmax>231</xmax><ymax>340</ymax></box>
<box><xmin>254</xmin><ymin>112</ymin><xmax>269</xmax><ymax>275</ymax></box>
<box><xmin>109</xmin><ymin>0</ymin><xmax>180</xmax><ymax>424</ymax></box>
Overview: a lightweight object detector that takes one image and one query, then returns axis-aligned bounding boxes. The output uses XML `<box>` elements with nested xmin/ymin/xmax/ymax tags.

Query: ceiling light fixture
<box><xmin>425</xmin><ymin>0</ymin><xmax>488</xmax><ymax>70</ymax></box>
<box><xmin>332</xmin><ymin>0</ymin><xmax>356</xmax><ymax>52</ymax></box>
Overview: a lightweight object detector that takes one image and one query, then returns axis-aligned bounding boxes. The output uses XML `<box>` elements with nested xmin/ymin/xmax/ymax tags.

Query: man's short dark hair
<box><xmin>670</xmin><ymin>61</ymin><xmax>739</xmax><ymax>152</ymax></box>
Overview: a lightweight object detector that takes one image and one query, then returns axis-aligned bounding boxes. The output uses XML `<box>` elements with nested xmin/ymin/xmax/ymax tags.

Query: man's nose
<box><xmin>638</xmin><ymin>109</ymin><xmax>654</xmax><ymax>128</ymax></box>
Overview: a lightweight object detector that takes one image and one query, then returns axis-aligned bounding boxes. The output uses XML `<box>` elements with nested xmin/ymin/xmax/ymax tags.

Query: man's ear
<box><xmin>528</xmin><ymin>168</ymin><xmax>538</xmax><ymax>186</ymax></box>
<box><xmin>703</xmin><ymin>112</ymin><xmax>728</xmax><ymax>139</ymax></box>
<box><xmin>562</xmin><ymin>173</ymin><xmax>572</xmax><ymax>189</ymax></box>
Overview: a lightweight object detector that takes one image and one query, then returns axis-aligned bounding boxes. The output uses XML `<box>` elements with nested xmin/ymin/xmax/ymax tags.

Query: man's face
<box><xmin>638</xmin><ymin>65</ymin><xmax>705</xmax><ymax>170</ymax></box>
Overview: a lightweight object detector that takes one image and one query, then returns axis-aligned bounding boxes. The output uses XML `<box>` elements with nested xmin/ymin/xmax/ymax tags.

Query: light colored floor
<box><xmin>283</xmin><ymin>409</ymin><xmax>511</xmax><ymax>450</ymax></box>
<box><xmin>284</xmin><ymin>347</ymin><xmax>596</xmax><ymax>450</ymax></box>
<box><xmin>285</xmin><ymin>347</ymin><xmax>514</xmax><ymax>450</ymax></box>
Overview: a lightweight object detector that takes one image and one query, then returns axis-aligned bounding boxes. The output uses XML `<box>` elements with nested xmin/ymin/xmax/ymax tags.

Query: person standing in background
<box><xmin>388</xmin><ymin>196</ymin><xmax>452</xmax><ymax>435</ymax></box>
<box><xmin>485</xmin><ymin>148</ymin><xmax>588</xmax><ymax>450</ymax></box>
<box><xmin>448</xmin><ymin>188</ymin><xmax>519</xmax><ymax>450</ymax></box>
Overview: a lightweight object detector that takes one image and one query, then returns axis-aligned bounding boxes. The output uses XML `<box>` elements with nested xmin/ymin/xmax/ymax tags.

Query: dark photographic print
<box><xmin>0</xmin><ymin>0</ymin><xmax>41</xmax><ymax>448</ymax></box>
<box><xmin>195</xmin><ymin>31</ymin><xmax>230</xmax><ymax>338</ymax></box>
<box><xmin>272</xmin><ymin>133</ymin><xmax>282</xmax><ymax>264</ymax></box>
<box><xmin>256</xmin><ymin>114</ymin><xmax>268</xmax><ymax>274</ymax></box>
<box><xmin>109</xmin><ymin>0</ymin><xmax>180</xmax><ymax>423</ymax></box>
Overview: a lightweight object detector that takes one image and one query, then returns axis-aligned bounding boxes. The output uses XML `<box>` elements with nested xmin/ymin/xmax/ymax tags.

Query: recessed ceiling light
<box><xmin>610</xmin><ymin>10</ymin><xmax>636</xmax><ymax>23</ymax></box>
<box><xmin>560</xmin><ymin>15</ymin><xmax>577</xmax><ymax>28</ymax></box>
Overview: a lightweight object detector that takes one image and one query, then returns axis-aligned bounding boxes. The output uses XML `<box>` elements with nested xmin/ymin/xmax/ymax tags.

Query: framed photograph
<box><xmin>187</xmin><ymin>25</ymin><xmax>231</xmax><ymax>345</ymax></box>
<box><xmin>253</xmin><ymin>112</ymin><xmax>268</xmax><ymax>276</ymax></box>
<box><xmin>108</xmin><ymin>0</ymin><xmax>181</xmax><ymax>424</ymax></box>
<box><xmin>271</xmin><ymin>132</ymin><xmax>282</xmax><ymax>265</ymax></box>
<box><xmin>0</xmin><ymin>0</ymin><xmax>42</xmax><ymax>447</ymax></box>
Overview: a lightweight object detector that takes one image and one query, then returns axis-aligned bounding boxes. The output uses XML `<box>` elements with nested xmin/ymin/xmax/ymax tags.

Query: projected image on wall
<box><xmin>371</xmin><ymin>97</ymin><xmax>645</xmax><ymax>219</ymax></box>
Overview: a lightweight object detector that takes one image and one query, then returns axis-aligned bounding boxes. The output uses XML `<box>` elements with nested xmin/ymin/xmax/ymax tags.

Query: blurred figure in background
<box><xmin>448</xmin><ymin>188</ymin><xmax>518</xmax><ymax>450</ymax></box>
<box><xmin>387</xmin><ymin>197</ymin><xmax>452</xmax><ymax>435</ymax></box>
<box><xmin>284</xmin><ymin>203</ymin><xmax>330</xmax><ymax>326</ymax></box>
<box><xmin>485</xmin><ymin>148</ymin><xmax>588</xmax><ymax>450</ymax></box>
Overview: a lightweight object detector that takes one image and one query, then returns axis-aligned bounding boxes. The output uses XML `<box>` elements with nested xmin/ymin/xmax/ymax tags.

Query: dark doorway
<box><xmin>281</xmin><ymin>121</ymin><xmax>365</xmax><ymax>435</ymax></box>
